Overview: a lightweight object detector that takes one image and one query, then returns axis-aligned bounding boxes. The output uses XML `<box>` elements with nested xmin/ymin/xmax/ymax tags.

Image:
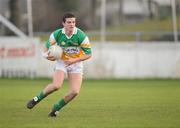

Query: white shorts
<box><xmin>55</xmin><ymin>60</ymin><xmax>83</xmax><ymax>74</ymax></box>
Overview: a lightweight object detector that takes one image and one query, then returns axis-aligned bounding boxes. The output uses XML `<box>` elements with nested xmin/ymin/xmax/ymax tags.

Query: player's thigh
<box><xmin>52</xmin><ymin>70</ymin><xmax>65</xmax><ymax>87</ymax></box>
<box><xmin>68</xmin><ymin>73</ymin><xmax>83</xmax><ymax>92</ymax></box>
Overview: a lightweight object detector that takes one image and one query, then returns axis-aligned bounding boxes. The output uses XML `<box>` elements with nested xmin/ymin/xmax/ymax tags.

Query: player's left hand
<box><xmin>64</xmin><ymin>58</ymin><xmax>79</xmax><ymax>67</ymax></box>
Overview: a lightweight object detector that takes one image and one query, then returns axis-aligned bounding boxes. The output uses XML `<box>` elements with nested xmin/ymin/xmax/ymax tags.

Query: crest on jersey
<box><xmin>61</xmin><ymin>41</ymin><xmax>66</xmax><ymax>45</ymax></box>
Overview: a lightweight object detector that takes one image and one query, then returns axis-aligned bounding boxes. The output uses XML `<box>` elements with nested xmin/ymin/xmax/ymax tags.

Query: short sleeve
<box><xmin>45</xmin><ymin>29</ymin><xmax>60</xmax><ymax>49</ymax></box>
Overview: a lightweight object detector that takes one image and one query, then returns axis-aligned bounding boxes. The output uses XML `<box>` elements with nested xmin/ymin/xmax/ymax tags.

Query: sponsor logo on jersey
<box><xmin>64</xmin><ymin>47</ymin><xmax>80</xmax><ymax>54</ymax></box>
<box><xmin>72</xmin><ymin>42</ymin><xmax>78</xmax><ymax>46</ymax></box>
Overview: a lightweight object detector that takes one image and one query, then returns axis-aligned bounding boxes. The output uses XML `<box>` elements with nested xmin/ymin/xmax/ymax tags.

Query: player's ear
<box><xmin>62</xmin><ymin>22</ymin><xmax>65</xmax><ymax>27</ymax></box>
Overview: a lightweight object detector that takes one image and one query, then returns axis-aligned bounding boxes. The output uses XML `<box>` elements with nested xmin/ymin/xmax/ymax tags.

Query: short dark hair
<box><xmin>62</xmin><ymin>13</ymin><xmax>75</xmax><ymax>23</ymax></box>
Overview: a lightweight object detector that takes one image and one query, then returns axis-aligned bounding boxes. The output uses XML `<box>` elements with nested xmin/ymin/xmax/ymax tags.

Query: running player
<box><xmin>26</xmin><ymin>12</ymin><xmax>92</xmax><ymax>117</ymax></box>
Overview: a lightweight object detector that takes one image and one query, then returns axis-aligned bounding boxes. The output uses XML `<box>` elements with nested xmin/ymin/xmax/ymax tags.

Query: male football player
<box><xmin>27</xmin><ymin>13</ymin><xmax>92</xmax><ymax>117</ymax></box>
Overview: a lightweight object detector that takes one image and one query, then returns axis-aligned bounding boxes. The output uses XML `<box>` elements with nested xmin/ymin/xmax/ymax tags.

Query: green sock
<box><xmin>36</xmin><ymin>91</ymin><xmax>46</xmax><ymax>102</ymax></box>
<box><xmin>53</xmin><ymin>99</ymin><xmax>66</xmax><ymax>111</ymax></box>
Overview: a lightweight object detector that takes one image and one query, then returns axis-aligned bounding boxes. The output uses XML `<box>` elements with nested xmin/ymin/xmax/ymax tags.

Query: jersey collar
<box><xmin>62</xmin><ymin>27</ymin><xmax>77</xmax><ymax>39</ymax></box>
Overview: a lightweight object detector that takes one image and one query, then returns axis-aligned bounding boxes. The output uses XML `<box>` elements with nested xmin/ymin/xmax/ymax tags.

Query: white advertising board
<box><xmin>0</xmin><ymin>37</ymin><xmax>40</xmax><ymax>77</ymax></box>
<box><xmin>1</xmin><ymin>39</ymin><xmax>180</xmax><ymax>79</ymax></box>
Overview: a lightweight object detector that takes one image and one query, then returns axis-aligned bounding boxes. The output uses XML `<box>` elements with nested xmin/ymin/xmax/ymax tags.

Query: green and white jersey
<box><xmin>46</xmin><ymin>27</ymin><xmax>91</xmax><ymax>60</ymax></box>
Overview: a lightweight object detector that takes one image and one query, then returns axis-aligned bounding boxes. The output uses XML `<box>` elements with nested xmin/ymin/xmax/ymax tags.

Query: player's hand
<box><xmin>47</xmin><ymin>50</ymin><xmax>56</xmax><ymax>61</ymax></box>
<box><xmin>64</xmin><ymin>58</ymin><xmax>79</xmax><ymax>67</ymax></box>
<box><xmin>42</xmin><ymin>51</ymin><xmax>56</xmax><ymax>61</ymax></box>
<box><xmin>47</xmin><ymin>55</ymin><xmax>56</xmax><ymax>61</ymax></box>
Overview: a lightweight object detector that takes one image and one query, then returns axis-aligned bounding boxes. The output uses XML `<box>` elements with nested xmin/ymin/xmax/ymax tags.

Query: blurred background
<box><xmin>0</xmin><ymin>0</ymin><xmax>180</xmax><ymax>79</ymax></box>
<box><xmin>1</xmin><ymin>2</ymin><xmax>180</xmax><ymax>128</ymax></box>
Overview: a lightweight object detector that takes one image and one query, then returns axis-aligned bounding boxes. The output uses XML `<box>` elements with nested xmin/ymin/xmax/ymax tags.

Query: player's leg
<box><xmin>48</xmin><ymin>73</ymin><xmax>82</xmax><ymax>117</ymax></box>
<box><xmin>64</xmin><ymin>73</ymin><xmax>82</xmax><ymax>102</ymax></box>
<box><xmin>43</xmin><ymin>70</ymin><xmax>65</xmax><ymax>95</ymax></box>
<box><xmin>26</xmin><ymin>70</ymin><xmax>65</xmax><ymax>109</ymax></box>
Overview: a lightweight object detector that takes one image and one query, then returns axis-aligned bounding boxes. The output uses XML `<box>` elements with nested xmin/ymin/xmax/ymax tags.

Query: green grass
<box><xmin>0</xmin><ymin>78</ymin><xmax>180</xmax><ymax>128</ymax></box>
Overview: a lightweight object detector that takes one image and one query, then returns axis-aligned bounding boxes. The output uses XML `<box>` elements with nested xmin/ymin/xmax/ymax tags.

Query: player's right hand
<box><xmin>47</xmin><ymin>55</ymin><xmax>56</xmax><ymax>61</ymax></box>
<box><xmin>42</xmin><ymin>51</ymin><xmax>56</xmax><ymax>61</ymax></box>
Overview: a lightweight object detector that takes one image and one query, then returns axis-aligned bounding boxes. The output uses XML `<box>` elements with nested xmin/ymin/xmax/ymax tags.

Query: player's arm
<box><xmin>78</xmin><ymin>37</ymin><xmax>92</xmax><ymax>63</ymax></box>
<box><xmin>44</xmin><ymin>33</ymin><xmax>57</xmax><ymax>61</ymax></box>
<box><xmin>64</xmin><ymin>54</ymin><xmax>91</xmax><ymax>66</ymax></box>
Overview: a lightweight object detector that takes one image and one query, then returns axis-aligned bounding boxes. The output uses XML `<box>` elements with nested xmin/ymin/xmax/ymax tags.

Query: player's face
<box><xmin>63</xmin><ymin>18</ymin><xmax>76</xmax><ymax>32</ymax></box>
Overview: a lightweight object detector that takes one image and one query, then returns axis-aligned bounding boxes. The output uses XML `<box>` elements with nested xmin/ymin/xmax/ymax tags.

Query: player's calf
<box><xmin>48</xmin><ymin>99</ymin><xmax>66</xmax><ymax>117</ymax></box>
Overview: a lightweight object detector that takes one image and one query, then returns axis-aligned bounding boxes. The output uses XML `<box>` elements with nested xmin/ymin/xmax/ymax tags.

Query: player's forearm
<box><xmin>64</xmin><ymin>54</ymin><xmax>91</xmax><ymax>66</ymax></box>
<box><xmin>78</xmin><ymin>54</ymin><xmax>92</xmax><ymax>62</ymax></box>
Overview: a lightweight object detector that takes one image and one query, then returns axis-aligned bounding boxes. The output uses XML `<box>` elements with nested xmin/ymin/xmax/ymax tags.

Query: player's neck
<box><xmin>65</xmin><ymin>29</ymin><xmax>74</xmax><ymax>37</ymax></box>
<box><xmin>66</xmin><ymin>31</ymin><xmax>73</xmax><ymax>37</ymax></box>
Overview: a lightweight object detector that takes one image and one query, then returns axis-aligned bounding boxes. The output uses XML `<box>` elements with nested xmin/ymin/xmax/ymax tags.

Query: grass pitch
<box><xmin>0</xmin><ymin>78</ymin><xmax>180</xmax><ymax>128</ymax></box>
